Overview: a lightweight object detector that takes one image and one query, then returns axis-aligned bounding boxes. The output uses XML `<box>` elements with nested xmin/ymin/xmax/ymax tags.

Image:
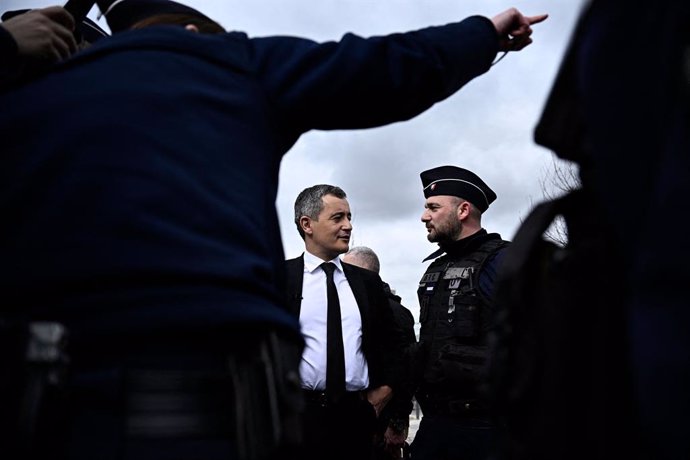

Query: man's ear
<box><xmin>299</xmin><ymin>216</ymin><xmax>313</xmax><ymax>236</ymax></box>
<box><xmin>457</xmin><ymin>201</ymin><xmax>470</xmax><ymax>220</ymax></box>
<box><xmin>185</xmin><ymin>24</ymin><xmax>200</xmax><ymax>33</ymax></box>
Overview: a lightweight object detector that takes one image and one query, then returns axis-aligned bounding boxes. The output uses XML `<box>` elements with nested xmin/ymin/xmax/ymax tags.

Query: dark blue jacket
<box><xmin>0</xmin><ymin>18</ymin><xmax>498</xmax><ymax>345</ymax></box>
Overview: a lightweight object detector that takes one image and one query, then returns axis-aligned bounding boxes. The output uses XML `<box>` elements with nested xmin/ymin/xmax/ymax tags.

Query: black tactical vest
<box><xmin>416</xmin><ymin>235</ymin><xmax>508</xmax><ymax>398</ymax></box>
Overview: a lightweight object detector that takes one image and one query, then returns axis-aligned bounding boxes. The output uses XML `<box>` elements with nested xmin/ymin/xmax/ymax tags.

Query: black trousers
<box><xmin>299</xmin><ymin>390</ymin><xmax>377</xmax><ymax>460</ymax></box>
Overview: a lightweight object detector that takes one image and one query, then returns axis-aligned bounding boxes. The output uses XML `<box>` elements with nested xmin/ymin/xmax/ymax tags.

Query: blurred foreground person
<box><xmin>488</xmin><ymin>1</ymin><xmax>690</xmax><ymax>460</ymax></box>
<box><xmin>0</xmin><ymin>0</ymin><xmax>546</xmax><ymax>458</ymax></box>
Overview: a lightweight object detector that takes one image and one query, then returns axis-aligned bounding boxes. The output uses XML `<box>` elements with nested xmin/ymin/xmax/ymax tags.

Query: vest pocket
<box><xmin>434</xmin><ymin>343</ymin><xmax>487</xmax><ymax>387</ymax></box>
<box><xmin>451</xmin><ymin>299</ymin><xmax>480</xmax><ymax>339</ymax></box>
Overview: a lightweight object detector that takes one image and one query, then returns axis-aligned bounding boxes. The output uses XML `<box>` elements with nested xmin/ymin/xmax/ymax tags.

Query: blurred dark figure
<box><xmin>489</xmin><ymin>1</ymin><xmax>690</xmax><ymax>460</ymax></box>
<box><xmin>343</xmin><ymin>246</ymin><xmax>417</xmax><ymax>460</ymax></box>
<box><xmin>0</xmin><ymin>0</ymin><xmax>546</xmax><ymax>458</ymax></box>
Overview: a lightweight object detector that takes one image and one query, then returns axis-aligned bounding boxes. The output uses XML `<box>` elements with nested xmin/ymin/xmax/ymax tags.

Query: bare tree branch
<box><xmin>538</xmin><ymin>156</ymin><xmax>580</xmax><ymax>246</ymax></box>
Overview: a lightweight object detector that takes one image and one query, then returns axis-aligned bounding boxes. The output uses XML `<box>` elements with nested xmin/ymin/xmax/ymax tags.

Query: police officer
<box><xmin>410</xmin><ymin>166</ymin><xmax>510</xmax><ymax>460</ymax></box>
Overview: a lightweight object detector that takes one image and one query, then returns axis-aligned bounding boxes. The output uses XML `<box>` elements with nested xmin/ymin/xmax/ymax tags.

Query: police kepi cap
<box><xmin>1</xmin><ymin>9</ymin><xmax>109</xmax><ymax>44</ymax></box>
<box><xmin>96</xmin><ymin>0</ymin><xmax>212</xmax><ymax>32</ymax></box>
<box><xmin>420</xmin><ymin>165</ymin><xmax>496</xmax><ymax>213</ymax></box>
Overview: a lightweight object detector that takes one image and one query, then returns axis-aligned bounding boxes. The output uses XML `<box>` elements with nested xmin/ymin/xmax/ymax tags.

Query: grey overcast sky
<box><xmin>4</xmin><ymin>0</ymin><xmax>585</xmax><ymax>323</ymax></box>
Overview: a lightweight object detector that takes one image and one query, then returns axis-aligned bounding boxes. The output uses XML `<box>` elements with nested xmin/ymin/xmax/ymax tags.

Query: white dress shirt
<box><xmin>299</xmin><ymin>251</ymin><xmax>369</xmax><ymax>391</ymax></box>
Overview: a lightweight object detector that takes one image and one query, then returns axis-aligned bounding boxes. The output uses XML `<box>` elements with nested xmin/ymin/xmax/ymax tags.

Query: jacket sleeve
<box><xmin>361</xmin><ymin>272</ymin><xmax>405</xmax><ymax>391</ymax></box>
<box><xmin>0</xmin><ymin>24</ymin><xmax>22</xmax><ymax>87</ymax></box>
<box><xmin>382</xmin><ymin>300</ymin><xmax>417</xmax><ymax>421</ymax></box>
<box><xmin>250</xmin><ymin>15</ymin><xmax>499</xmax><ymax>134</ymax></box>
<box><xmin>478</xmin><ymin>245</ymin><xmax>508</xmax><ymax>303</ymax></box>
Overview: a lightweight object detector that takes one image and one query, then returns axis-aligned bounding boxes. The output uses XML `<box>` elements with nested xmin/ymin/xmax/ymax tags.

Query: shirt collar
<box><xmin>303</xmin><ymin>250</ymin><xmax>343</xmax><ymax>273</ymax></box>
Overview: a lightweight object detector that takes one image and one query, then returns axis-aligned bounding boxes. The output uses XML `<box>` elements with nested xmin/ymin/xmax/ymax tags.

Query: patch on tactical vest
<box><xmin>444</xmin><ymin>266</ymin><xmax>472</xmax><ymax>280</ymax></box>
<box><xmin>420</xmin><ymin>272</ymin><xmax>440</xmax><ymax>284</ymax></box>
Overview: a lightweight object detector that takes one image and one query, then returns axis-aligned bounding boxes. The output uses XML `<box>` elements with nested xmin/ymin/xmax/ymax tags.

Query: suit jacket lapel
<box><xmin>286</xmin><ymin>257</ymin><xmax>372</xmax><ymax>326</ymax></box>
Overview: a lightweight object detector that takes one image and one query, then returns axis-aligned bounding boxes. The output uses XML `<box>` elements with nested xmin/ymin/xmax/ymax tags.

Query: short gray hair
<box><xmin>294</xmin><ymin>184</ymin><xmax>347</xmax><ymax>239</ymax></box>
<box><xmin>344</xmin><ymin>246</ymin><xmax>380</xmax><ymax>273</ymax></box>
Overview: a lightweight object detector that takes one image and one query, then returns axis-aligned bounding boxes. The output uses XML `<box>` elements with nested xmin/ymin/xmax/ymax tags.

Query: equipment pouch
<box><xmin>434</xmin><ymin>343</ymin><xmax>487</xmax><ymax>387</ymax></box>
<box><xmin>450</xmin><ymin>297</ymin><xmax>481</xmax><ymax>340</ymax></box>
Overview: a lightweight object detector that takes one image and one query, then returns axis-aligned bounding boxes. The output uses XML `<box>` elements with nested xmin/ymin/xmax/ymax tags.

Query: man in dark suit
<box><xmin>285</xmin><ymin>184</ymin><xmax>401</xmax><ymax>460</ymax></box>
<box><xmin>343</xmin><ymin>246</ymin><xmax>417</xmax><ymax>459</ymax></box>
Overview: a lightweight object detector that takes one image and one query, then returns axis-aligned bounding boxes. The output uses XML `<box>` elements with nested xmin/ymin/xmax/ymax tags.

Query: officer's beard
<box><xmin>427</xmin><ymin>218</ymin><xmax>462</xmax><ymax>245</ymax></box>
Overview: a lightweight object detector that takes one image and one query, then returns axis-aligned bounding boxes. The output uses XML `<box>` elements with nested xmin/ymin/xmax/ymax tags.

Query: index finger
<box><xmin>526</xmin><ymin>14</ymin><xmax>549</xmax><ymax>26</ymax></box>
<box><xmin>38</xmin><ymin>5</ymin><xmax>76</xmax><ymax>31</ymax></box>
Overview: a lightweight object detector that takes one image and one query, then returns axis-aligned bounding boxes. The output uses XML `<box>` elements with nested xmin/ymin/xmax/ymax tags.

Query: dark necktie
<box><xmin>320</xmin><ymin>262</ymin><xmax>346</xmax><ymax>403</ymax></box>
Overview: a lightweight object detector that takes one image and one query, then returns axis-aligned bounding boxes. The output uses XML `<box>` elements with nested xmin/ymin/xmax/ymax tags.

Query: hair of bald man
<box><xmin>344</xmin><ymin>246</ymin><xmax>380</xmax><ymax>274</ymax></box>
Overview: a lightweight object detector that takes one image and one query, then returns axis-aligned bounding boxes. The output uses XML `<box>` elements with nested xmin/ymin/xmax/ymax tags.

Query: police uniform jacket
<box><xmin>0</xmin><ymin>18</ymin><xmax>500</xmax><ymax>345</ymax></box>
<box><xmin>415</xmin><ymin>229</ymin><xmax>508</xmax><ymax>414</ymax></box>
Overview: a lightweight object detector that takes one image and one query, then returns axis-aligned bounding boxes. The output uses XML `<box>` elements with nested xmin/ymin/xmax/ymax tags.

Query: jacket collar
<box><xmin>422</xmin><ymin>229</ymin><xmax>489</xmax><ymax>262</ymax></box>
